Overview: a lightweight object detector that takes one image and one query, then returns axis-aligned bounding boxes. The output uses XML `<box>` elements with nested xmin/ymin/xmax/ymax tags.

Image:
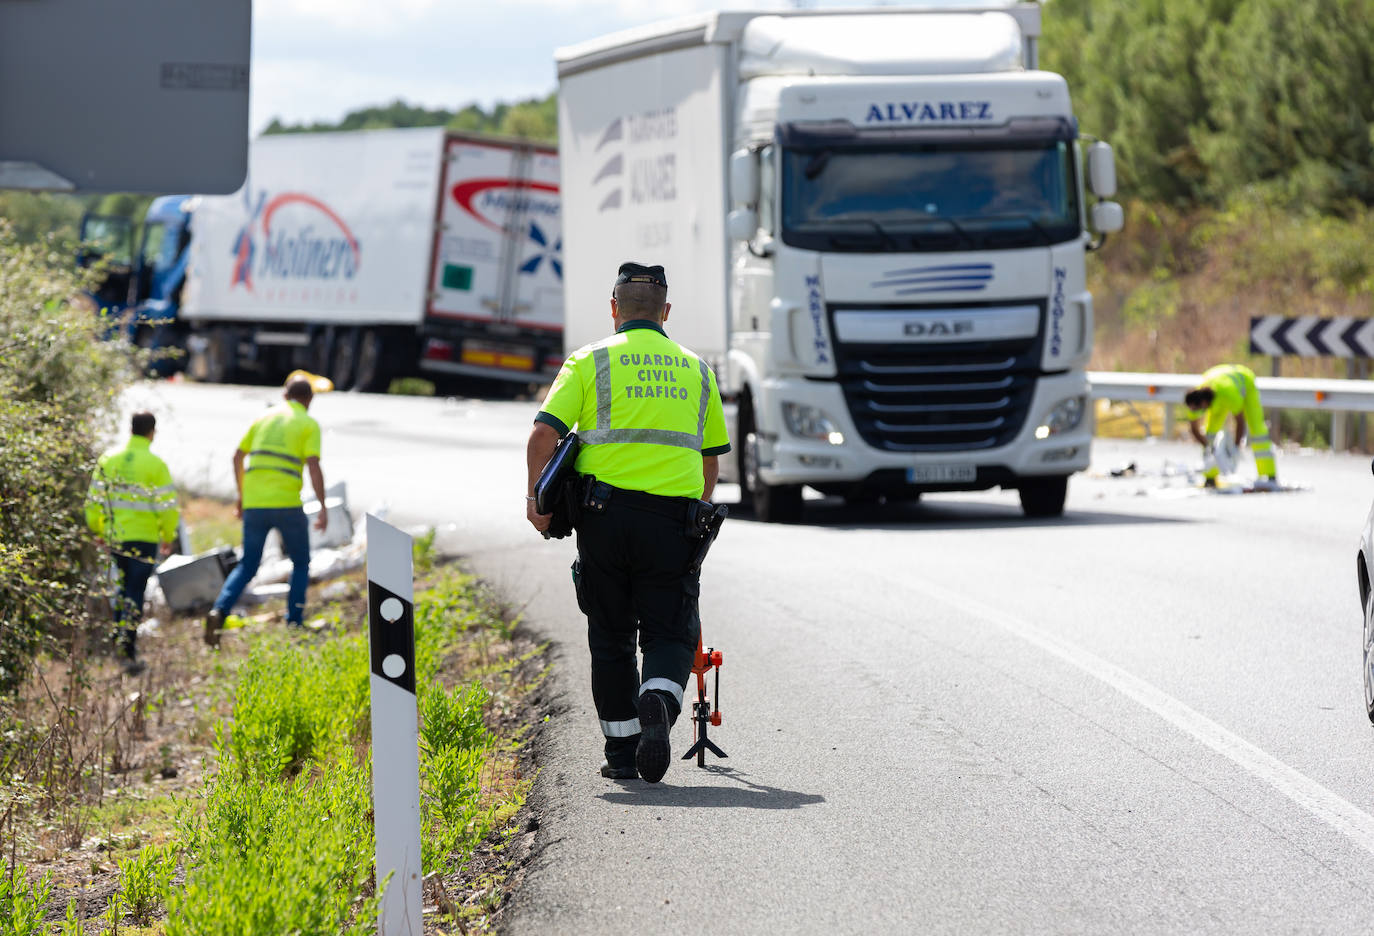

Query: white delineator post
<box><xmin>366</xmin><ymin>515</ymin><xmax>423</xmax><ymax>936</ymax></box>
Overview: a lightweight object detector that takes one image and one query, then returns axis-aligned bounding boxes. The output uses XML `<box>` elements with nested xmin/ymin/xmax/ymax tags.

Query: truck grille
<box><xmin>830</xmin><ymin>304</ymin><xmax>1043</xmax><ymax>453</ymax></box>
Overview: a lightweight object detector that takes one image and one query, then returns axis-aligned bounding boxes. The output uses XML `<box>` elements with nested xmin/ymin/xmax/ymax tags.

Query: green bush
<box><xmin>169</xmin><ymin>761</ymin><xmax>379</xmax><ymax>936</ymax></box>
<box><xmin>0</xmin><ymin>863</ymin><xmax>52</xmax><ymax>936</ymax></box>
<box><xmin>0</xmin><ymin>220</ymin><xmax>141</xmax><ymax>692</ymax></box>
<box><xmin>419</xmin><ymin>681</ymin><xmax>495</xmax><ymax>872</ymax></box>
<box><xmin>119</xmin><ymin>843</ymin><xmax>178</xmax><ymax>924</ymax></box>
<box><xmin>226</xmin><ymin>637</ymin><xmax>370</xmax><ymax>776</ymax></box>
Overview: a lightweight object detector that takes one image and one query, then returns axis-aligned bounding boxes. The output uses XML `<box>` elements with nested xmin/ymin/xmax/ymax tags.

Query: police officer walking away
<box><xmin>526</xmin><ymin>262</ymin><xmax>731</xmax><ymax>783</ymax></box>
<box><xmin>205</xmin><ymin>378</ymin><xmax>328</xmax><ymax>645</ymax></box>
<box><xmin>85</xmin><ymin>412</ymin><xmax>180</xmax><ymax>675</ymax></box>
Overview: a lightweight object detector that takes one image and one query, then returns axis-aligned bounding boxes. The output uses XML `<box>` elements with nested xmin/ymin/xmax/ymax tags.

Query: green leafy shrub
<box><xmin>227</xmin><ymin>637</ymin><xmax>370</xmax><ymax>775</ymax></box>
<box><xmin>0</xmin><ymin>863</ymin><xmax>52</xmax><ymax>936</ymax></box>
<box><xmin>419</xmin><ymin>681</ymin><xmax>494</xmax><ymax>872</ymax></box>
<box><xmin>0</xmin><ymin>220</ymin><xmax>141</xmax><ymax>692</ymax></box>
<box><xmin>119</xmin><ymin>843</ymin><xmax>177</xmax><ymax>924</ymax></box>
<box><xmin>169</xmin><ymin>761</ymin><xmax>379</xmax><ymax>936</ymax></box>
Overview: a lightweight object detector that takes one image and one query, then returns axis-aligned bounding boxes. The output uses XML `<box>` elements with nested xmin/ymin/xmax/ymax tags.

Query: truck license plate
<box><xmin>906</xmin><ymin>464</ymin><xmax>976</xmax><ymax>484</ymax></box>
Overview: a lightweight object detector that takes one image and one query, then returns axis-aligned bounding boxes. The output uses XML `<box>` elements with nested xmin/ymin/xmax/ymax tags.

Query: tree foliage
<box><xmin>0</xmin><ymin>222</ymin><xmax>141</xmax><ymax>692</ymax></box>
<box><xmin>1043</xmin><ymin>0</ymin><xmax>1374</xmax><ymax>212</ymax></box>
<box><xmin>262</xmin><ymin>94</ymin><xmax>558</xmax><ymax>143</ymax></box>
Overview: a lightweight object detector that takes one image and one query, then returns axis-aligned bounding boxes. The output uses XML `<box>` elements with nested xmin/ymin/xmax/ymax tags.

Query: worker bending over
<box><xmin>205</xmin><ymin>377</ymin><xmax>327</xmax><ymax>645</ymax></box>
<box><xmin>85</xmin><ymin>411</ymin><xmax>180</xmax><ymax>674</ymax></box>
<box><xmin>1184</xmin><ymin>363</ymin><xmax>1277</xmax><ymax>488</ymax></box>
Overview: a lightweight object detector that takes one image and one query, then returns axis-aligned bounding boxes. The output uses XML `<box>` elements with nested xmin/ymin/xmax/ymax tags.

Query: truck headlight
<box><xmin>782</xmin><ymin>402</ymin><xmax>845</xmax><ymax>445</ymax></box>
<box><xmin>1035</xmin><ymin>395</ymin><xmax>1086</xmax><ymax>439</ymax></box>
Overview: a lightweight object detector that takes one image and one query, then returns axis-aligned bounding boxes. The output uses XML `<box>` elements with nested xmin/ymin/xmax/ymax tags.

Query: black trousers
<box><xmin>573</xmin><ymin>497</ymin><xmax>701</xmax><ymax>764</ymax></box>
<box><xmin>113</xmin><ymin>541</ymin><xmax>157</xmax><ymax>655</ymax></box>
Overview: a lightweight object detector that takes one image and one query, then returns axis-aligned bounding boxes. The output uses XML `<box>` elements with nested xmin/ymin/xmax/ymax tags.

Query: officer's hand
<box><xmin>159</xmin><ymin>542</ymin><xmax>174</xmax><ymax>557</ymax></box>
<box><xmin>234</xmin><ymin>498</ymin><xmax>243</xmax><ymax>520</ymax></box>
<box><xmin>314</xmin><ymin>510</ymin><xmax>329</xmax><ymax>533</ymax></box>
<box><xmin>527</xmin><ymin>499</ymin><xmax>552</xmax><ymax>533</ymax></box>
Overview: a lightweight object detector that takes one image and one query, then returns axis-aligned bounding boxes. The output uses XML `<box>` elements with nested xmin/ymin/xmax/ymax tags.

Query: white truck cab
<box><xmin>557</xmin><ymin>5</ymin><xmax>1121</xmax><ymax>521</ymax></box>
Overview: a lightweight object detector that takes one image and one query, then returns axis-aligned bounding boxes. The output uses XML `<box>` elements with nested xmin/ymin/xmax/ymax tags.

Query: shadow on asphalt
<box><xmin>598</xmin><ymin>766</ymin><xmax>825</xmax><ymax>810</ymax></box>
<box><xmin>722</xmin><ymin>496</ymin><xmax>1194</xmax><ymax>531</ymax></box>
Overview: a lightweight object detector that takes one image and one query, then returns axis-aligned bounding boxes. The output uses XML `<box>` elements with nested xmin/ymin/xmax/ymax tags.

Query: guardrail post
<box><xmin>1162</xmin><ymin>402</ymin><xmax>1176</xmax><ymax>441</ymax></box>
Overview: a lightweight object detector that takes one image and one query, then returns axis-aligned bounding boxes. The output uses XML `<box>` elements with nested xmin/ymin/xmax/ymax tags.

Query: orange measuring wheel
<box><xmin>682</xmin><ymin>634</ymin><xmax>726</xmax><ymax>766</ymax></box>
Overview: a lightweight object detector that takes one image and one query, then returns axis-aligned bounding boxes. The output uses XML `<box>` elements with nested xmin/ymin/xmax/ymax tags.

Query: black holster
<box><xmin>685</xmin><ymin>500</ymin><xmax>729</xmax><ymax>574</ymax></box>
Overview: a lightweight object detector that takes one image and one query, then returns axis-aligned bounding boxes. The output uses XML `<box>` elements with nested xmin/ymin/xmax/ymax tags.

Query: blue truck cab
<box><xmin>80</xmin><ymin>195</ymin><xmax>194</xmax><ymax>372</ymax></box>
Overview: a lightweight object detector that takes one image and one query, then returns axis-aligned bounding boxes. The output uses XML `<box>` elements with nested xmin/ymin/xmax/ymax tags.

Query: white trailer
<box><xmin>184</xmin><ymin>127</ymin><xmax>564</xmax><ymax>390</ymax></box>
<box><xmin>556</xmin><ymin>5</ymin><xmax>1122</xmax><ymax>520</ymax></box>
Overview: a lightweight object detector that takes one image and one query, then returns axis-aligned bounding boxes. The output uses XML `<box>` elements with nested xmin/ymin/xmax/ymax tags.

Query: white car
<box><xmin>1361</xmin><ymin>459</ymin><xmax>1374</xmax><ymax>721</ymax></box>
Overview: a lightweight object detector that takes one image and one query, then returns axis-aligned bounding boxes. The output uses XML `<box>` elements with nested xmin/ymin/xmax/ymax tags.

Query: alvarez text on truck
<box><xmin>556</xmin><ymin>4</ymin><xmax>1122</xmax><ymax>521</ymax></box>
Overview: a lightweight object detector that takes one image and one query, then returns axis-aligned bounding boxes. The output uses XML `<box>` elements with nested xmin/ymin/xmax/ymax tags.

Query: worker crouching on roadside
<box><xmin>204</xmin><ymin>377</ymin><xmax>327</xmax><ymax>645</ymax></box>
<box><xmin>526</xmin><ymin>262</ymin><xmax>732</xmax><ymax>783</ymax></box>
<box><xmin>85</xmin><ymin>411</ymin><xmax>180</xmax><ymax>675</ymax></box>
<box><xmin>1184</xmin><ymin>363</ymin><xmax>1278</xmax><ymax>489</ymax></box>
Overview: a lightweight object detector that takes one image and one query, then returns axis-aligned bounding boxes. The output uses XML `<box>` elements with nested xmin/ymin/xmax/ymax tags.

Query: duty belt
<box><xmin>584</xmin><ymin>479</ymin><xmax>692</xmax><ymax>521</ymax></box>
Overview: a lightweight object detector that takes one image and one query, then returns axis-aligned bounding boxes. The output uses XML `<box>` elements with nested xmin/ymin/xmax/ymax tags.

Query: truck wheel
<box><xmin>740</xmin><ymin>408</ymin><xmax>802</xmax><ymax>523</ymax></box>
<box><xmin>332</xmin><ymin>328</ymin><xmax>358</xmax><ymax>390</ymax></box>
<box><xmin>204</xmin><ymin>327</ymin><xmax>238</xmax><ymax>384</ymax></box>
<box><xmin>1019</xmin><ymin>476</ymin><xmax>1068</xmax><ymax>518</ymax></box>
<box><xmin>353</xmin><ymin>329</ymin><xmax>390</xmax><ymax>393</ymax></box>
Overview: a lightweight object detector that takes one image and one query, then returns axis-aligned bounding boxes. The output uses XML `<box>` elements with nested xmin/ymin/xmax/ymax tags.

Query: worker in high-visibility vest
<box><xmin>85</xmin><ymin>411</ymin><xmax>180</xmax><ymax>674</ymax></box>
<box><xmin>526</xmin><ymin>262</ymin><xmax>731</xmax><ymax>783</ymax></box>
<box><xmin>205</xmin><ymin>377</ymin><xmax>328</xmax><ymax>646</ymax></box>
<box><xmin>1185</xmin><ymin>363</ymin><xmax>1278</xmax><ymax>488</ymax></box>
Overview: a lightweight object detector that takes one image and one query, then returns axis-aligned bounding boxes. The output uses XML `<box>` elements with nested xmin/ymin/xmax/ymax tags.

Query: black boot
<box><xmin>635</xmin><ymin>691</ymin><xmax>672</xmax><ymax>783</ymax></box>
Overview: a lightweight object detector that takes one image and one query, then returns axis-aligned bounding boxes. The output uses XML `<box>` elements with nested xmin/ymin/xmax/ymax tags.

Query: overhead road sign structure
<box><xmin>366</xmin><ymin>515</ymin><xmax>423</xmax><ymax>936</ymax></box>
<box><xmin>0</xmin><ymin>0</ymin><xmax>250</xmax><ymax>194</ymax></box>
<box><xmin>1250</xmin><ymin>316</ymin><xmax>1374</xmax><ymax>358</ymax></box>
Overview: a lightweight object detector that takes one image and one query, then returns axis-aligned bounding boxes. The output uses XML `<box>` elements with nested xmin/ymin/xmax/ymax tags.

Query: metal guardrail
<box><xmin>1088</xmin><ymin>371</ymin><xmax>1374</xmax><ymax>411</ymax></box>
<box><xmin>1088</xmin><ymin>371</ymin><xmax>1374</xmax><ymax>449</ymax></box>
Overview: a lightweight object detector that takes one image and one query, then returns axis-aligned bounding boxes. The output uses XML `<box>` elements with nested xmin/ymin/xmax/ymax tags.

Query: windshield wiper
<box><xmin>887</xmin><ymin>216</ymin><xmax>971</xmax><ymax>249</ymax></box>
<box><xmin>790</xmin><ymin>219</ymin><xmax>897</xmax><ymax>250</ymax></box>
<box><xmin>954</xmin><ymin>214</ymin><xmax>1055</xmax><ymax>247</ymax></box>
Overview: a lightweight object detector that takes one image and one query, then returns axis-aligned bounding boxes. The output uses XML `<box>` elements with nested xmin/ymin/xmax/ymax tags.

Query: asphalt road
<box><xmin>129</xmin><ymin>380</ymin><xmax>1374</xmax><ymax>934</ymax></box>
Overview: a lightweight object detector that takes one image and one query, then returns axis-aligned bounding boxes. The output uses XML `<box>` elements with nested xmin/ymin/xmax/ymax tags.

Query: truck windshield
<box><xmin>140</xmin><ymin>221</ymin><xmax>183</xmax><ymax>273</ymax></box>
<box><xmin>781</xmin><ymin>141</ymin><xmax>1080</xmax><ymax>252</ymax></box>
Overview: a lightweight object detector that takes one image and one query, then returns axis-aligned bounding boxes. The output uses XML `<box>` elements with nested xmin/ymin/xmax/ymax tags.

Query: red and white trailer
<box><xmin>184</xmin><ymin>127</ymin><xmax>563</xmax><ymax>390</ymax></box>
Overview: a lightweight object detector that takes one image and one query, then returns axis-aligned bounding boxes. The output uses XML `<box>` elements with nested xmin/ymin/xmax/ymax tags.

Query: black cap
<box><xmin>614</xmin><ymin>262</ymin><xmax>667</xmax><ymax>289</ymax></box>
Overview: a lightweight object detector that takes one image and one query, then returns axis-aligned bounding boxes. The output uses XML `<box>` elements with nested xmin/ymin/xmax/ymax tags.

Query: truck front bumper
<box><xmin>754</xmin><ymin>372</ymin><xmax>1092</xmax><ymax>489</ymax></box>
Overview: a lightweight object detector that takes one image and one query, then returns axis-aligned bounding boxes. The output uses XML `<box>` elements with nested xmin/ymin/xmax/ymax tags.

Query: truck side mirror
<box><xmin>727</xmin><ymin>208</ymin><xmax>759</xmax><ymax>242</ymax></box>
<box><xmin>1091</xmin><ymin>200</ymin><xmax>1124</xmax><ymax>234</ymax></box>
<box><xmin>1086</xmin><ymin>142</ymin><xmax>1117</xmax><ymax>198</ymax></box>
<box><xmin>730</xmin><ymin>149</ymin><xmax>759</xmax><ymax>208</ymax></box>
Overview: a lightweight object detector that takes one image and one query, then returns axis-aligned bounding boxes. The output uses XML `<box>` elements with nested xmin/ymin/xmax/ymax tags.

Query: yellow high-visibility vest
<box><xmin>239</xmin><ymin>401</ymin><xmax>322</xmax><ymax>509</ymax></box>
<box><xmin>85</xmin><ymin>436</ymin><xmax>179</xmax><ymax>543</ymax></box>
<box><xmin>537</xmin><ymin>320</ymin><xmax>730</xmax><ymax>499</ymax></box>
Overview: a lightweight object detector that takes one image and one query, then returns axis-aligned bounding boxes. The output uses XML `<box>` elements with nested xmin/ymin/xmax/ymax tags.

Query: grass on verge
<box><xmin>2</xmin><ymin>558</ymin><xmax>547</xmax><ymax>935</ymax></box>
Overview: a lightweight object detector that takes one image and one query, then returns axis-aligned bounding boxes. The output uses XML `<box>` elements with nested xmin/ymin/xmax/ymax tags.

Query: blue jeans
<box><xmin>214</xmin><ymin>507</ymin><xmax>311</xmax><ymax>625</ymax></box>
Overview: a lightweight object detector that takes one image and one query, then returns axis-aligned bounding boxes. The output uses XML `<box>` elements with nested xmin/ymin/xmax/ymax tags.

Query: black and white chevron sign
<box><xmin>1250</xmin><ymin>315</ymin><xmax>1374</xmax><ymax>358</ymax></box>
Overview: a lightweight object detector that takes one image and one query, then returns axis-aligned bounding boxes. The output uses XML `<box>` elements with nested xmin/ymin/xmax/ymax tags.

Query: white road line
<box><xmin>913</xmin><ymin>579</ymin><xmax>1374</xmax><ymax>856</ymax></box>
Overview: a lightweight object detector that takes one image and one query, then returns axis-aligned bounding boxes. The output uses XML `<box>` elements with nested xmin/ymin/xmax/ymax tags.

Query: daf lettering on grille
<box><xmin>903</xmin><ymin>320</ymin><xmax>972</xmax><ymax>338</ymax></box>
